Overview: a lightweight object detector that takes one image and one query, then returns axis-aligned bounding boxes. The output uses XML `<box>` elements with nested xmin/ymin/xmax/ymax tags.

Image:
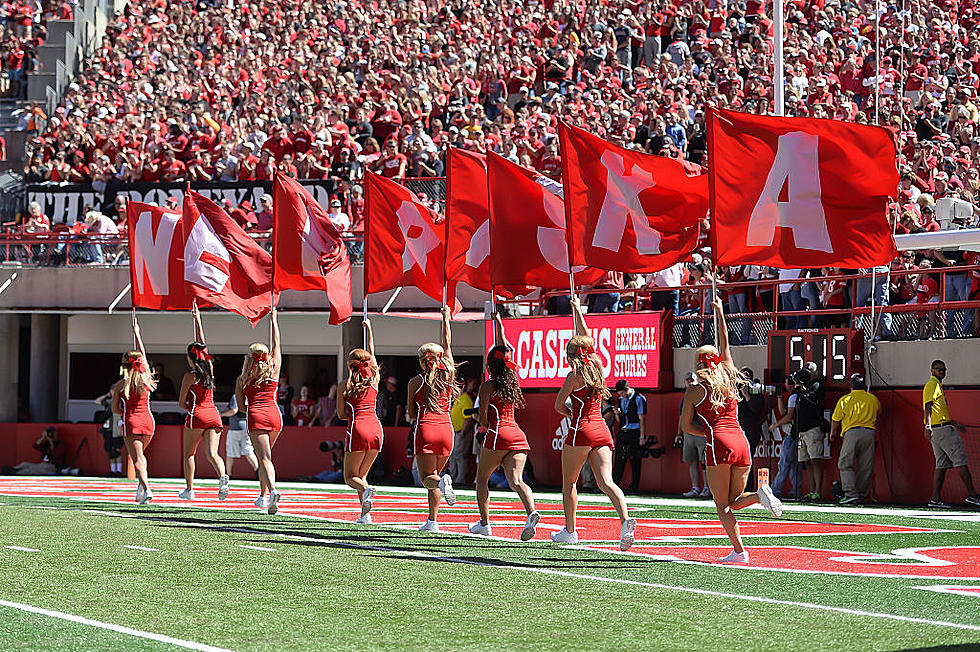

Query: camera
<box><xmin>747</xmin><ymin>380</ymin><xmax>777</xmax><ymax>396</ymax></box>
<box><xmin>640</xmin><ymin>436</ymin><xmax>666</xmax><ymax>458</ymax></box>
<box><xmin>320</xmin><ymin>440</ymin><xmax>344</xmax><ymax>452</ymax></box>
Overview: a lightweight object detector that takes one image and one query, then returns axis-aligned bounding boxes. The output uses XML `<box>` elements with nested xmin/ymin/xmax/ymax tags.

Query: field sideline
<box><xmin>0</xmin><ymin>477</ymin><xmax>978</xmax><ymax>651</ymax></box>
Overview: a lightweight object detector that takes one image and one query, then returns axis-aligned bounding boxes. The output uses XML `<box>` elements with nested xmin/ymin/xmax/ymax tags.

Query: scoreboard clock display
<box><xmin>767</xmin><ymin>329</ymin><xmax>865</xmax><ymax>388</ymax></box>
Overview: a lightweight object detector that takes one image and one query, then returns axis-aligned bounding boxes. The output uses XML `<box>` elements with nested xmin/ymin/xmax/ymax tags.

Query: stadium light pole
<box><xmin>774</xmin><ymin>0</ymin><xmax>784</xmax><ymax>116</ymax></box>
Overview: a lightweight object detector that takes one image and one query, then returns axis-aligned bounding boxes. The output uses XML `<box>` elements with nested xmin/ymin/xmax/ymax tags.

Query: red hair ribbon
<box><xmin>193</xmin><ymin>347</ymin><xmax>212</xmax><ymax>363</ymax></box>
<box><xmin>252</xmin><ymin>351</ymin><xmax>269</xmax><ymax>363</ymax></box>
<box><xmin>128</xmin><ymin>355</ymin><xmax>147</xmax><ymax>373</ymax></box>
<box><xmin>576</xmin><ymin>345</ymin><xmax>595</xmax><ymax>358</ymax></box>
<box><xmin>357</xmin><ymin>360</ymin><xmax>373</xmax><ymax>377</ymax></box>
<box><xmin>698</xmin><ymin>351</ymin><xmax>722</xmax><ymax>370</ymax></box>
<box><xmin>493</xmin><ymin>349</ymin><xmax>517</xmax><ymax>370</ymax></box>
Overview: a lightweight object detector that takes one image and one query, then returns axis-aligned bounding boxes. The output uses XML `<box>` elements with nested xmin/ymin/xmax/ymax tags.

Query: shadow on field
<box><xmin>899</xmin><ymin>647</ymin><xmax>980</xmax><ymax>651</ymax></box>
<box><xmin>80</xmin><ymin>505</ymin><xmax>663</xmax><ymax>571</ymax></box>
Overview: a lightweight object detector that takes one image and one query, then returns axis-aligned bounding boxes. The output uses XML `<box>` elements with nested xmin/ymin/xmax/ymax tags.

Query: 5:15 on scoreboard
<box><xmin>767</xmin><ymin>329</ymin><xmax>865</xmax><ymax>388</ymax></box>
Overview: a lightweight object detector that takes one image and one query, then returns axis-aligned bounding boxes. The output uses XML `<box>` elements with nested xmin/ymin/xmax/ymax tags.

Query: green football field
<box><xmin>0</xmin><ymin>477</ymin><xmax>977</xmax><ymax>651</ymax></box>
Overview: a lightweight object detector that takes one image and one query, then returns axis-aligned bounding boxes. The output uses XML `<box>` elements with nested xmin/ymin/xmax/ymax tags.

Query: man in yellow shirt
<box><xmin>830</xmin><ymin>374</ymin><xmax>881</xmax><ymax>505</ymax></box>
<box><xmin>923</xmin><ymin>360</ymin><xmax>980</xmax><ymax>508</ymax></box>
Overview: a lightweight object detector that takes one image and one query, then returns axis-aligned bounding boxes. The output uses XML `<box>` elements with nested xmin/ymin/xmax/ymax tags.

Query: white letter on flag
<box><xmin>591</xmin><ymin>151</ymin><xmax>662</xmax><ymax>254</ymax></box>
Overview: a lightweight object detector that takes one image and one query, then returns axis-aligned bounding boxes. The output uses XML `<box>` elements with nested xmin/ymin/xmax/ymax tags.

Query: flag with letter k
<box><xmin>707</xmin><ymin>108</ymin><xmax>898</xmax><ymax>268</ymax></box>
<box><xmin>560</xmin><ymin>121</ymin><xmax>705</xmax><ymax>273</ymax></box>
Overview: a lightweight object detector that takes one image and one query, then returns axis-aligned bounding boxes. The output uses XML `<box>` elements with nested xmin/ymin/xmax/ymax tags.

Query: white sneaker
<box><xmin>135</xmin><ymin>485</ymin><xmax>145</xmax><ymax>504</ymax></box>
<box><xmin>355</xmin><ymin>514</ymin><xmax>372</xmax><ymax>525</ymax></box>
<box><xmin>719</xmin><ymin>549</ymin><xmax>749</xmax><ymax>563</ymax></box>
<box><xmin>439</xmin><ymin>475</ymin><xmax>456</xmax><ymax>506</ymax></box>
<box><xmin>550</xmin><ymin>528</ymin><xmax>579</xmax><ymax>544</ymax></box>
<box><xmin>418</xmin><ymin>519</ymin><xmax>439</xmax><ymax>532</ymax></box>
<box><xmin>139</xmin><ymin>488</ymin><xmax>153</xmax><ymax>505</ymax></box>
<box><xmin>700</xmin><ymin>486</ymin><xmax>712</xmax><ymax>498</ymax></box>
<box><xmin>217</xmin><ymin>475</ymin><xmax>230</xmax><ymax>501</ymax></box>
<box><xmin>620</xmin><ymin>518</ymin><xmax>637</xmax><ymax>551</ymax></box>
<box><xmin>683</xmin><ymin>487</ymin><xmax>701</xmax><ymax>498</ymax></box>
<box><xmin>521</xmin><ymin>511</ymin><xmax>540</xmax><ymax>541</ymax></box>
<box><xmin>177</xmin><ymin>488</ymin><xmax>195</xmax><ymax>501</ymax></box>
<box><xmin>254</xmin><ymin>495</ymin><xmax>269</xmax><ymax>509</ymax></box>
<box><xmin>468</xmin><ymin>522</ymin><xmax>492</xmax><ymax>536</ymax></box>
<box><xmin>361</xmin><ymin>486</ymin><xmax>376</xmax><ymax>516</ymax></box>
<box><xmin>757</xmin><ymin>483</ymin><xmax>783</xmax><ymax>518</ymax></box>
<box><xmin>268</xmin><ymin>491</ymin><xmax>281</xmax><ymax>515</ymax></box>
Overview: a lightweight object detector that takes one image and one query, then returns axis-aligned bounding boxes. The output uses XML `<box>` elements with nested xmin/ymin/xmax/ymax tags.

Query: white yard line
<box><xmin>239</xmin><ymin>545</ymin><xmax>277</xmax><ymax>552</ymax></box>
<box><xmin>122</xmin><ymin>545</ymin><xmax>160</xmax><ymax>552</ymax></box>
<box><xmin>5</xmin><ymin>546</ymin><xmax>39</xmax><ymax>552</ymax></box>
<box><xmin>0</xmin><ymin>599</ymin><xmax>235</xmax><ymax>651</ymax></box>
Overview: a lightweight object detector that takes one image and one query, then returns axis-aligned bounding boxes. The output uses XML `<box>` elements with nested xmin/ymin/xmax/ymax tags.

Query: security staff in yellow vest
<box><xmin>830</xmin><ymin>374</ymin><xmax>881</xmax><ymax>505</ymax></box>
<box><xmin>923</xmin><ymin>359</ymin><xmax>980</xmax><ymax>508</ymax></box>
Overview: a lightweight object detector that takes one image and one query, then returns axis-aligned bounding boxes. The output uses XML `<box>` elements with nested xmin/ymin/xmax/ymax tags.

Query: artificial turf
<box><xmin>0</xmin><ymin>480</ymin><xmax>978</xmax><ymax>651</ymax></box>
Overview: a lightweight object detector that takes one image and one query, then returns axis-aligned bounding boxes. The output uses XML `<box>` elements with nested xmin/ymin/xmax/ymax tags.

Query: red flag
<box><xmin>364</xmin><ymin>171</ymin><xmax>446</xmax><ymax>303</ymax></box>
<box><xmin>560</xmin><ymin>121</ymin><xmax>705</xmax><ymax>272</ymax></box>
<box><xmin>708</xmin><ymin>108</ymin><xmax>899</xmax><ymax>268</ymax></box>
<box><xmin>487</xmin><ymin>152</ymin><xmax>604</xmax><ymax>288</ymax></box>
<box><xmin>445</xmin><ymin>148</ymin><xmax>491</xmax><ymax>292</ymax></box>
<box><xmin>272</xmin><ymin>174</ymin><xmax>352</xmax><ymax>325</ymax></box>
<box><xmin>182</xmin><ymin>190</ymin><xmax>275</xmax><ymax>324</ymax></box>
<box><xmin>126</xmin><ymin>201</ymin><xmax>194</xmax><ymax>310</ymax></box>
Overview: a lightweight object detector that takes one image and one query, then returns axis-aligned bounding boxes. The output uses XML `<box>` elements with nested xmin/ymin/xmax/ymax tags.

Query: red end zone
<box><xmin>1</xmin><ymin>478</ymin><xmax>973</xmax><ymax>581</ymax></box>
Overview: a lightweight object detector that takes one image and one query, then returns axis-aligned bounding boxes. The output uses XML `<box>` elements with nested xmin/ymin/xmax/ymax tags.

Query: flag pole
<box><xmin>874</xmin><ymin>0</ymin><xmax>881</xmax><ymax>125</ymax></box>
<box><xmin>362</xmin><ymin>293</ymin><xmax>368</xmax><ymax>348</ymax></box>
<box><xmin>131</xmin><ymin>307</ymin><xmax>137</xmax><ymax>349</ymax></box>
<box><xmin>711</xmin><ymin>267</ymin><xmax>719</xmax><ymax>347</ymax></box>
<box><xmin>774</xmin><ymin>0</ymin><xmax>784</xmax><ymax>116</ymax></box>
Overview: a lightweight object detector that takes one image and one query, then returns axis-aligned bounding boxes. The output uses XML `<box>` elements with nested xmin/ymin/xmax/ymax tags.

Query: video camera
<box><xmin>320</xmin><ymin>440</ymin><xmax>344</xmax><ymax>452</ymax></box>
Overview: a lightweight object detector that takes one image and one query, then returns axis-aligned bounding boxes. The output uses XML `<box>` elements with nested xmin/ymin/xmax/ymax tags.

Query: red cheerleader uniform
<box><xmin>693</xmin><ymin>388</ymin><xmax>752</xmax><ymax>467</ymax></box>
<box><xmin>484</xmin><ymin>393</ymin><xmax>530</xmax><ymax>451</ymax></box>
<box><xmin>244</xmin><ymin>378</ymin><xmax>283</xmax><ymax>433</ymax></box>
<box><xmin>122</xmin><ymin>387</ymin><xmax>155</xmax><ymax>437</ymax></box>
<box><xmin>184</xmin><ymin>376</ymin><xmax>223</xmax><ymax>430</ymax></box>
<box><xmin>345</xmin><ymin>385</ymin><xmax>384</xmax><ymax>452</ymax></box>
<box><xmin>565</xmin><ymin>385</ymin><xmax>614</xmax><ymax>449</ymax></box>
<box><xmin>413</xmin><ymin>377</ymin><xmax>454</xmax><ymax>456</ymax></box>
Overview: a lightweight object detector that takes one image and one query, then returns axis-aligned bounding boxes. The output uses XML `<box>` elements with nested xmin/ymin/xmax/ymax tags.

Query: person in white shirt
<box><xmin>778</xmin><ymin>268</ymin><xmax>806</xmax><ymax>328</ymax></box>
<box><xmin>648</xmin><ymin>262</ymin><xmax>685</xmax><ymax>314</ymax></box>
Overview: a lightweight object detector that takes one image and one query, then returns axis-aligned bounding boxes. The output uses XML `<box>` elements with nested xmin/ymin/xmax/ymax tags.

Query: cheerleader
<box><xmin>406</xmin><ymin>305</ymin><xmax>457</xmax><ymax>532</ymax></box>
<box><xmin>468</xmin><ymin>311</ymin><xmax>539</xmax><ymax>540</ymax></box>
<box><xmin>177</xmin><ymin>303</ymin><xmax>229</xmax><ymax>501</ymax></box>
<box><xmin>235</xmin><ymin>307</ymin><xmax>283</xmax><ymax>514</ymax></box>
<box><xmin>111</xmin><ymin>318</ymin><xmax>156</xmax><ymax>505</ymax></box>
<box><xmin>680</xmin><ymin>298</ymin><xmax>783</xmax><ymax>563</ymax></box>
<box><xmin>552</xmin><ymin>297</ymin><xmax>636</xmax><ymax>550</ymax></box>
<box><xmin>336</xmin><ymin>318</ymin><xmax>384</xmax><ymax>524</ymax></box>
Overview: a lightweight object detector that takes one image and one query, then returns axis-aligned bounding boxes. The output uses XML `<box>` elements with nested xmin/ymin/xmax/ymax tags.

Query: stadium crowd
<box><xmin>6</xmin><ymin>0</ymin><xmax>980</xmax><ymax>335</ymax></box>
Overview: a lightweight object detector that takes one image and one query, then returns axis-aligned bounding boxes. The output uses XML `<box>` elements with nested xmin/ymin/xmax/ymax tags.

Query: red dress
<box><xmin>484</xmin><ymin>393</ymin><xmax>530</xmax><ymax>451</ymax></box>
<box><xmin>414</xmin><ymin>377</ymin><xmax>454</xmax><ymax>456</ymax></box>
<box><xmin>122</xmin><ymin>387</ymin><xmax>155</xmax><ymax>437</ymax></box>
<box><xmin>244</xmin><ymin>379</ymin><xmax>283</xmax><ymax>433</ymax></box>
<box><xmin>693</xmin><ymin>388</ymin><xmax>752</xmax><ymax>467</ymax></box>
<box><xmin>184</xmin><ymin>376</ymin><xmax>222</xmax><ymax>430</ymax></box>
<box><xmin>566</xmin><ymin>385</ymin><xmax>614</xmax><ymax>449</ymax></box>
<box><xmin>345</xmin><ymin>385</ymin><xmax>384</xmax><ymax>452</ymax></box>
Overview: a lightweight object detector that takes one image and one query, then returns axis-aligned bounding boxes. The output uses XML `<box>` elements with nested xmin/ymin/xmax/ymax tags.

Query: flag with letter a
<box><xmin>708</xmin><ymin>108</ymin><xmax>898</xmax><ymax>268</ymax></box>
<box><xmin>272</xmin><ymin>173</ymin><xmax>352</xmax><ymax>324</ymax></box>
<box><xmin>182</xmin><ymin>190</ymin><xmax>275</xmax><ymax>324</ymax></box>
<box><xmin>560</xmin><ymin>121</ymin><xmax>705</xmax><ymax>273</ymax></box>
<box><xmin>364</xmin><ymin>171</ymin><xmax>446</xmax><ymax>303</ymax></box>
<box><xmin>126</xmin><ymin>201</ymin><xmax>194</xmax><ymax>310</ymax></box>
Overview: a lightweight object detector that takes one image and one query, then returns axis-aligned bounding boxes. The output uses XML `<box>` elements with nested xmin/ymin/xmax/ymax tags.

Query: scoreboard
<box><xmin>767</xmin><ymin>329</ymin><xmax>865</xmax><ymax>388</ymax></box>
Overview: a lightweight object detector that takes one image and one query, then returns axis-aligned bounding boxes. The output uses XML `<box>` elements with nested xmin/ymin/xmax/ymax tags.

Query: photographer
<box><xmin>612</xmin><ymin>380</ymin><xmax>657</xmax><ymax>493</ymax></box>
<box><xmin>2</xmin><ymin>427</ymin><xmax>63</xmax><ymax>476</ymax></box>
<box><xmin>677</xmin><ymin>372</ymin><xmax>709</xmax><ymax>498</ymax></box>
<box><xmin>738</xmin><ymin>368</ymin><xmax>769</xmax><ymax>490</ymax></box>
<box><xmin>791</xmin><ymin>368</ymin><xmax>829</xmax><ymax>501</ymax></box>
<box><xmin>769</xmin><ymin>375</ymin><xmax>802</xmax><ymax>500</ymax></box>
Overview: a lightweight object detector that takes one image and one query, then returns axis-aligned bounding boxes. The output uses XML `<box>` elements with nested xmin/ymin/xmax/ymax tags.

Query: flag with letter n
<box><xmin>707</xmin><ymin>108</ymin><xmax>899</xmax><ymax>268</ymax></box>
